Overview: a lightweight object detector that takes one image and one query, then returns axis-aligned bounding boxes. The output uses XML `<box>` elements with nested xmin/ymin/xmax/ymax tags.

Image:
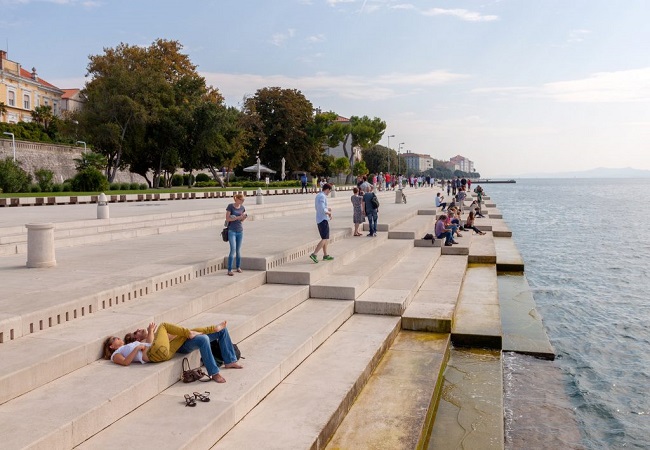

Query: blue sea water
<box><xmin>487</xmin><ymin>179</ymin><xmax>650</xmax><ymax>449</ymax></box>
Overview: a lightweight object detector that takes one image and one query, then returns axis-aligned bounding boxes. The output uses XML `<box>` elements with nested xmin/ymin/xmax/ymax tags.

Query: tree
<box><xmin>242</xmin><ymin>87</ymin><xmax>323</xmax><ymax>175</ymax></box>
<box><xmin>332</xmin><ymin>157</ymin><xmax>350</xmax><ymax>184</ymax></box>
<box><xmin>0</xmin><ymin>158</ymin><xmax>32</xmax><ymax>193</ymax></box>
<box><xmin>31</xmin><ymin>105</ymin><xmax>56</xmax><ymax>132</ymax></box>
<box><xmin>336</xmin><ymin>115</ymin><xmax>386</xmax><ymax>183</ymax></box>
<box><xmin>80</xmin><ymin>39</ymin><xmax>214</xmax><ymax>183</ymax></box>
<box><xmin>361</xmin><ymin>145</ymin><xmax>398</xmax><ymax>174</ymax></box>
<box><xmin>352</xmin><ymin>160</ymin><xmax>369</xmax><ymax>177</ymax></box>
<box><xmin>0</xmin><ymin>102</ymin><xmax>6</xmax><ymax>119</ymax></box>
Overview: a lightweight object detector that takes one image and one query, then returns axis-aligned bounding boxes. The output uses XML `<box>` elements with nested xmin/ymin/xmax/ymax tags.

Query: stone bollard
<box><xmin>256</xmin><ymin>187</ymin><xmax>264</xmax><ymax>204</ymax></box>
<box><xmin>97</xmin><ymin>193</ymin><xmax>109</xmax><ymax>219</ymax></box>
<box><xmin>331</xmin><ymin>187</ymin><xmax>337</xmax><ymax>198</ymax></box>
<box><xmin>395</xmin><ymin>189</ymin><xmax>403</xmax><ymax>204</ymax></box>
<box><xmin>26</xmin><ymin>223</ymin><xmax>56</xmax><ymax>268</ymax></box>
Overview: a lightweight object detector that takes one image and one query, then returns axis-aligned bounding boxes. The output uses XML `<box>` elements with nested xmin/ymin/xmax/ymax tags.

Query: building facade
<box><xmin>402</xmin><ymin>151</ymin><xmax>434</xmax><ymax>173</ymax></box>
<box><xmin>448</xmin><ymin>154</ymin><xmax>475</xmax><ymax>173</ymax></box>
<box><xmin>0</xmin><ymin>50</ymin><xmax>64</xmax><ymax>123</ymax></box>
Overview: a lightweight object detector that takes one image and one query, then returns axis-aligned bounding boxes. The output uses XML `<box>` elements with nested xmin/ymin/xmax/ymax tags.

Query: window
<box><xmin>7</xmin><ymin>90</ymin><xmax>15</xmax><ymax>106</ymax></box>
<box><xmin>53</xmin><ymin>101</ymin><xmax>58</xmax><ymax>116</ymax></box>
<box><xmin>24</xmin><ymin>94</ymin><xmax>30</xmax><ymax>110</ymax></box>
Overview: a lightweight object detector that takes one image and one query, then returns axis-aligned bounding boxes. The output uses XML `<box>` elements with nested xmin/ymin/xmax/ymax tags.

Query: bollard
<box><xmin>256</xmin><ymin>187</ymin><xmax>264</xmax><ymax>204</ymax></box>
<box><xmin>331</xmin><ymin>187</ymin><xmax>337</xmax><ymax>198</ymax></box>
<box><xmin>26</xmin><ymin>223</ymin><xmax>56</xmax><ymax>268</ymax></box>
<box><xmin>97</xmin><ymin>193</ymin><xmax>109</xmax><ymax>219</ymax></box>
<box><xmin>395</xmin><ymin>189</ymin><xmax>403</xmax><ymax>204</ymax></box>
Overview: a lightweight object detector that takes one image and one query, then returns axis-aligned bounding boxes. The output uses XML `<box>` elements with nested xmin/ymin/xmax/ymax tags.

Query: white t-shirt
<box><xmin>111</xmin><ymin>341</ymin><xmax>152</xmax><ymax>364</ymax></box>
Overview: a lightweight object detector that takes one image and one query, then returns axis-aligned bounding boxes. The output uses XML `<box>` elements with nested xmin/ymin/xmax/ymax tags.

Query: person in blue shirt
<box><xmin>309</xmin><ymin>183</ymin><xmax>333</xmax><ymax>263</ymax></box>
<box><xmin>300</xmin><ymin>173</ymin><xmax>308</xmax><ymax>193</ymax></box>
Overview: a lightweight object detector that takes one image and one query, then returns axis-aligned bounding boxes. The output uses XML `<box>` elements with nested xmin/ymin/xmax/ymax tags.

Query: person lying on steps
<box><xmin>104</xmin><ymin>321</ymin><xmax>242</xmax><ymax>383</ymax></box>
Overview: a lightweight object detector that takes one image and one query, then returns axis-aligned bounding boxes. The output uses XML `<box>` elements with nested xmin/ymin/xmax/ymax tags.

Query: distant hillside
<box><xmin>519</xmin><ymin>167</ymin><xmax>650</xmax><ymax>178</ymax></box>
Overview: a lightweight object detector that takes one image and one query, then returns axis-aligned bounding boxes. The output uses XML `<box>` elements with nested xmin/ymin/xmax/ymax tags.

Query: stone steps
<box><xmin>76</xmin><ymin>299</ymin><xmax>356</xmax><ymax>450</ymax></box>
<box><xmin>265</xmin><ymin>233</ymin><xmax>389</xmax><ymax>286</ymax></box>
<box><xmin>452</xmin><ymin>264</ymin><xmax>502</xmax><ymax>349</ymax></box>
<box><xmin>214</xmin><ymin>314</ymin><xmax>401</xmax><ymax>449</ymax></box>
<box><xmin>468</xmin><ymin>230</ymin><xmax>497</xmax><ymax>264</ymax></box>
<box><xmin>387</xmin><ymin>213</ymin><xmax>436</xmax><ymax>240</ymax></box>
<box><xmin>0</xmin><ymin>273</ymin><xmax>289</xmax><ymax>405</ymax></box>
<box><xmin>494</xmin><ymin>236</ymin><xmax>525</xmax><ymax>271</ymax></box>
<box><xmin>402</xmin><ymin>255</ymin><xmax>468</xmax><ymax>333</ymax></box>
<box><xmin>426</xmin><ymin>348</ymin><xmax>504</xmax><ymax>450</ymax></box>
<box><xmin>355</xmin><ymin>246</ymin><xmax>441</xmax><ymax>315</ymax></box>
<box><xmin>326</xmin><ymin>331</ymin><xmax>450</xmax><ymax>450</ymax></box>
<box><xmin>0</xmin><ymin>285</ymin><xmax>328</xmax><ymax>449</ymax></box>
<box><xmin>310</xmin><ymin>239</ymin><xmax>413</xmax><ymax>300</ymax></box>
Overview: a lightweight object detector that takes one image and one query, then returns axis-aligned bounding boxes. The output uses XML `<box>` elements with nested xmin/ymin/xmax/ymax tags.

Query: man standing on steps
<box><xmin>300</xmin><ymin>173</ymin><xmax>308</xmax><ymax>193</ymax></box>
<box><xmin>310</xmin><ymin>183</ymin><xmax>334</xmax><ymax>263</ymax></box>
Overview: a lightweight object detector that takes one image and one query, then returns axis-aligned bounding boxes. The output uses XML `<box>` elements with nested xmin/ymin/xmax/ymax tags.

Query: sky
<box><xmin>2</xmin><ymin>0</ymin><xmax>649</xmax><ymax>177</ymax></box>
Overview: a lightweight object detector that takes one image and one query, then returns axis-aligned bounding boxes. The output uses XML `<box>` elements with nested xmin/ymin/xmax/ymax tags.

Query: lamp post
<box><xmin>76</xmin><ymin>140</ymin><xmax>86</xmax><ymax>152</ymax></box>
<box><xmin>398</xmin><ymin>142</ymin><xmax>404</xmax><ymax>175</ymax></box>
<box><xmin>386</xmin><ymin>134</ymin><xmax>395</xmax><ymax>173</ymax></box>
<box><xmin>3</xmin><ymin>132</ymin><xmax>16</xmax><ymax>162</ymax></box>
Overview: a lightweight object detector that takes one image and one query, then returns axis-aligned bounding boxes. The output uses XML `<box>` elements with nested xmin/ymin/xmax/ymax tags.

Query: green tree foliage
<box><xmin>334</xmin><ymin>115</ymin><xmax>386</xmax><ymax>183</ymax></box>
<box><xmin>0</xmin><ymin>158</ymin><xmax>32</xmax><ymax>193</ymax></box>
<box><xmin>80</xmin><ymin>39</ymin><xmax>217</xmax><ymax>184</ymax></box>
<box><xmin>34</xmin><ymin>168</ymin><xmax>54</xmax><ymax>192</ymax></box>
<box><xmin>242</xmin><ymin>87</ymin><xmax>328</xmax><ymax>175</ymax></box>
<box><xmin>71</xmin><ymin>168</ymin><xmax>109</xmax><ymax>192</ymax></box>
<box><xmin>74</xmin><ymin>151</ymin><xmax>107</xmax><ymax>171</ymax></box>
<box><xmin>352</xmin><ymin>160</ymin><xmax>369</xmax><ymax>176</ymax></box>
<box><xmin>361</xmin><ymin>145</ymin><xmax>400</xmax><ymax>174</ymax></box>
<box><xmin>31</xmin><ymin>105</ymin><xmax>56</xmax><ymax>132</ymax></box>
<box><xmin>0</xmin><ymin>102</ymin><xmax>6</xmax><ymax>118</ymax></box>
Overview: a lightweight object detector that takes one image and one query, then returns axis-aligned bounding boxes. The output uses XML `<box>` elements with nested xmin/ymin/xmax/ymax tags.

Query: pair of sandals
<box><xmin>227</xmin><ymin>268</ymin><xmax>243</xmax><ymax>276</ymax></box>
<box><xmin>184</xmin><ymin>391</ymin><xmax>210</xmax><ymax>407</ymax></box>
<box><xmin>353</xmin><ymin>233</ymin><xmax>362</xmax><ymax>236</ymax></box>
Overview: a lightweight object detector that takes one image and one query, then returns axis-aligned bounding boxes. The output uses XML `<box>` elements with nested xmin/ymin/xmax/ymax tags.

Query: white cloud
<box><xmin>567</xmin><ymin>29</ymin><xmax>591</xmax><ymax>43</ymax></box>
<box><xmin>270</xmin><ymin>29</ymin><xmax>296</xmax><ymax>47</ymax></box>
<box><xmin>202</xmin><ymin>69</ymin><xmax>469</xmax><ymax>104</ymax></box>
<box><xmin>422</xmin><ymin>8</ymin><xmax>499</xmax><ymax>22</ymax></box>
<box><xmin>307</xmin><ymin>34</ymin><xmax>326</xmax><ymax>43</ymax></box>
<box><xmin>472</xmin><ymin>68</ymin><xmax>650</xmax><ymax>103</ymax></box>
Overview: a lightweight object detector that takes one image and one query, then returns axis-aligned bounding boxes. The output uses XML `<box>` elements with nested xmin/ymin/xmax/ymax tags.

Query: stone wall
<box><xmin>0</xmin><ymin>138</ymin><xmax>146</xmax><ymax>184</ymax></box>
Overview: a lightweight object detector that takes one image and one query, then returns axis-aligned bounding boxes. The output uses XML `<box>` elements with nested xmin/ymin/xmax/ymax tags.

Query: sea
<box><xmin>486</xmin><ymin>178</ymin><xmax>650</xmax><ymax>450</ymax></box>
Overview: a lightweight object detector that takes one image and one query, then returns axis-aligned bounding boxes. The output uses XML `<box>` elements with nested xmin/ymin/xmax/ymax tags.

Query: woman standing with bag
<box><xmin>226</xmin><ymin>194</ymin><xmax>247</xmax><ymax>276</ymax></box>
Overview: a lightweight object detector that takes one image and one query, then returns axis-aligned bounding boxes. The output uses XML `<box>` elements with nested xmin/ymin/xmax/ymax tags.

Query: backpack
<box><xmin>423</xmin><ymin>233</ymin><xmax>435</xmax><ymax>244</ymax></box>
<box><xmin>210</xmin><ymin>339</ymin><xmax>243</xmax><ymax>366</ymax></box>
<box><xmin>371</xmin><ymin>193</ymin><xmax>380</xmax><ymax>209</ymax></box>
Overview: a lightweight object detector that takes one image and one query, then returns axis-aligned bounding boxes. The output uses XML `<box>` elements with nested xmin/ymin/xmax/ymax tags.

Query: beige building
<box><xmin>0</xmin><ymin>50</ymin><xmax>64</xmax><ymax>123</ymax></box>
<box><xmin>402</xmin><ymin>151</ymin><xmax>434</xmax><ymax>173</ymax></box>
<box><xmin>448</xmin><ymin>154</ymin><xmax>475</xmax><ymax>173</ymax></box>
<box><xmin>61</xmin><ymin>89</ymin><xmax>85</xmax><ymax>116</ymax></box>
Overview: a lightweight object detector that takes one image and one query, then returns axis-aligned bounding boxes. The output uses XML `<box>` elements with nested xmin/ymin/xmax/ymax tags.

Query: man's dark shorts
<box><xmin>317</xmin><ymin>220</ymin><xmax>330</xmax><ymax>239</ymax></box>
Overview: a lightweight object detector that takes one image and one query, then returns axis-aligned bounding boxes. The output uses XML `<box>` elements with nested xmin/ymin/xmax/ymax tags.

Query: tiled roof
<box><xmin>18</xmin><ymin>67</ymin><xmax>61</xmax><ymax>90</ymax></box>
<box><xmin>62</xmin><ymin>88</ymin><xmax>80</xmax><ymax>99</ymax></box>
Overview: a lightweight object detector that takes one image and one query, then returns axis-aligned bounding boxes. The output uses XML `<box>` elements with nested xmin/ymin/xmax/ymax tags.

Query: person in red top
<box><xmin>385</xmin><ymin>173</ymin><xmax>391</xmax><ymax>190</ymax></box>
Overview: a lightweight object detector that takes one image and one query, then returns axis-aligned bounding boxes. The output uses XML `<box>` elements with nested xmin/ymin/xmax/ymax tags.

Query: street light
<box><xmin>3</xmin><ymin>132</ymin><xmax>15</xmax><ymax>162</ymax></box>
<box><xmin>398</xmin><ymin>142</ymin><xmax>404</xmax><ymax>175</ymax></box>
<box><xmin>76</xmin><ymin>140</ymin><xmax>86</xmax><ymax>152</ymax></box>
<box><xmin>386</xmin><ymin>134</ymin><xmax>395</xmax><ymax>173</ymax></box>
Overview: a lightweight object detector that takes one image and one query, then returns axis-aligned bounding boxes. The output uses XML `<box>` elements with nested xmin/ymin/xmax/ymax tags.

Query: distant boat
<box><xmin>474</xmin><ymin>179</ymin><xmax>516</xmax><ymax>184</ymax></box>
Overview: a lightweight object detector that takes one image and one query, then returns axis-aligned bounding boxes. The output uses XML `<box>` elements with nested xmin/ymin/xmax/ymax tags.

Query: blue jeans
<box><xmin>177</xmin><ymin>328</ymin><xmax>238</xmax><ymax>376</ymax></box>
<box><xmin>437</xmin><ymin>231</ymin><xmax>453</xmax><ymax>244</ymax></box>
<box><xmin>227</xmin><ymin>230</ymin><xmax>243</xmax><ymax>271</ymax></box>
<box><xmin>367</xmin><ymin>210</ymin><xmax>378</xmax><ymax>235</ymax></box>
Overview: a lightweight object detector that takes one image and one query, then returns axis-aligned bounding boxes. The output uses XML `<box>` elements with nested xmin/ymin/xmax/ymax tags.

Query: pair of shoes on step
<box><xmin>184</xmin><ymin>391</ymin><xmax>210</xmax><ymax>407</ymax></box>
<box><xmin>227</xmin><ymin>268</ymin><xmax>243</xmax><ymax>276</ymax></box>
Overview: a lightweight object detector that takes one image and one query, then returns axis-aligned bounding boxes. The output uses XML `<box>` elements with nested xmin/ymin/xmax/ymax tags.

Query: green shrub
<box><xmin>171</xmin><ymin>174</ymin><xmax>184</xmax><ymax>186</ymax></box>
<box><xmin>71</xmin><ymin>168</ymin><xmax>109</xmax><ymax>192</ymax></box>
<box><xmin>120</xmin><ymin>182</ymin><xmax>131</xmax><ymax>190</ymax></box>
<box><xmin>62</xmin><ymin>182</ymin><xmax>72</xmax><ymax>192</ymax></box>
<box><xmin>34</xmin><ymin>168</ymin><xmax>54</xmax><ymax>192</ymax></box>
<box><xmin>51</xmin><ymin>184</ymin><xmax>62</xmax><ymax>192</ymax></box>
<box><xmin>195</xmin><ymin>173</ymin><xmax>211</xmax><ymax>183</ymax></box>
<box><xmin>109</xmin><ymin>183</ymin><xmax>120</xmax><ymax>190</ymax></box>
<box><xmin>195</xmin><ymin>181</ymin><xmax>218</xmax><ymax>187</ymax></box>
<box><xmin>182</xmin><ymin>174</ymin><xmax>195</xmax><ymax>186</ymax></box>
<box><xmin>139</xmin><ymin>183</ymin><xmax>148</xmax><ymax>190</ymax></box>
<box><xmin>157</xmin><ymin>176</ymin><xmax>166</xmax><ymax>188</ymax></box>
<box><xmin>239</xmin><ymin>180</ymin><xmax>300</xmax><ymax>188</ymax></box>
<box><xmin>0</xmin><ymin>157</ymin><xmax>32</xmax><ymax>193</ymax></box>
<box><xmin>30</xmin><ymin>184</ymin><xmax>42</xmax><ymax>193</ymax></box>
<box><xmin>129</xmin><ymin>182</ymin><xmax>140</xmax><ymax>190</ymax></box>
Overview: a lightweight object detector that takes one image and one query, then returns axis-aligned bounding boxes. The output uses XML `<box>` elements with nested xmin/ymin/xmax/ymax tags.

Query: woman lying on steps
<box><xmin>103</xmin><ymin>321</ymin><xmax>242</xmax><ymax>383</ymax></box>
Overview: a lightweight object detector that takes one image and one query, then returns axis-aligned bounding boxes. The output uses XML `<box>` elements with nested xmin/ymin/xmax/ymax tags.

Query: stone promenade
<box><xmin>0</xmin><ymin>185</ymin><xmax>552</xmax><ymax>449</ymax></box>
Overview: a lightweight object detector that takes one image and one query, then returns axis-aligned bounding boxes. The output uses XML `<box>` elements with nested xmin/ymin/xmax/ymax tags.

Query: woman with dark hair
<box><xmin>464</xmin><ymin>211</ymin><xmax>486</xmax><ymax>235</ymax></box>
<box><xmin>351</xmin><ymin>187</ymin><xmax>364</xmax><ymax>236</ymax></box>
<box><xmin>103</xmin><ymin>321</ymin><xmax>242</xmax><ymax>383</ymax></box>
<box><xmin>226</xmin><ymin>193</ymin><xmax>247</xmax><ymax>276</ymax></box>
